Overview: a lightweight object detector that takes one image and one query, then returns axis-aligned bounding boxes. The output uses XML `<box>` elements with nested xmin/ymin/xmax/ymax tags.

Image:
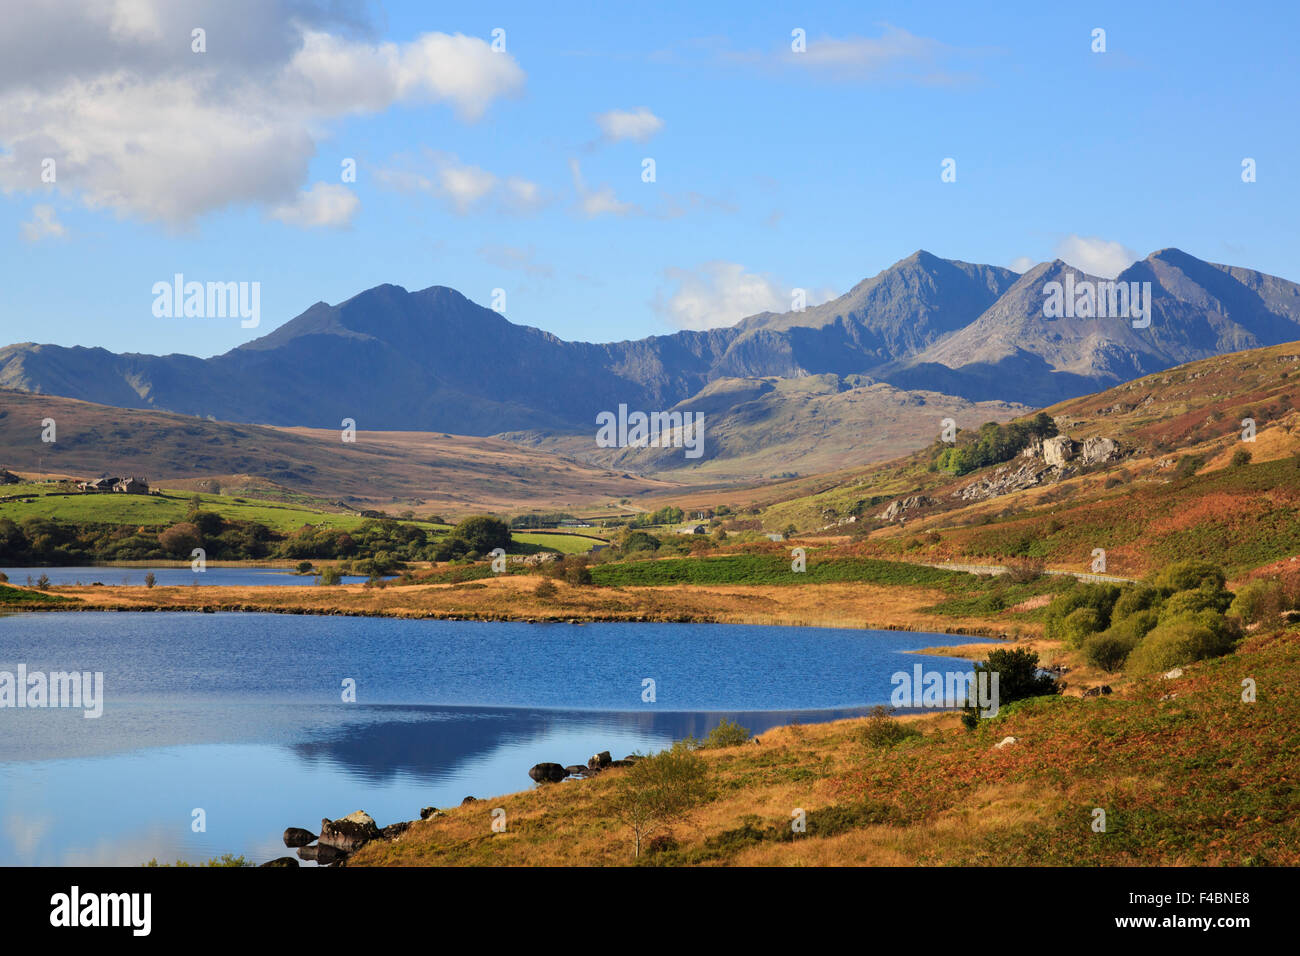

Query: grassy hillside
<box><xmin>0</xmin><ymin>388</ymin><xmax>675</xmax><ymax>517</ymax></box>
<box><xmin>751</xmin><ymin>341</ymin><xmax>1300</xmax><ymax>579</ymax></box>
<box><xmin>351</xmin><ymin>623</ymin><xmax>1299</xmax><ymax>866</ymax></box>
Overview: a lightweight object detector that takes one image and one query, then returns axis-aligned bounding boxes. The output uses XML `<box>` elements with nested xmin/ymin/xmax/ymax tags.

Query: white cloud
<box><xmin>375</xmin><ymin>151</ymin><xmax>541</xmax><ymax>215</ymax></box>
<box><xmin>268</xmin><ymin>181</ymin><xmax>358</xmax><ymax>229</ymax></box>
<box><xmin>780</xmin><ymin>26</ymin><xmax>984</xmax><ymax>85</ymax></box>
<box><xmin>595</xmin><ymin>107</ymin><xmax>664</xmax><ymax>142</ymax></box>
<box><xmin>569</xmin><ymin>158</ymin><xmax>638</xmax><ymax>218</ymax></box>
<box><xmin>20</xmin><ymin>204</ymin><xmax>65</xmax><ymax>240</ymax></box>
<box><xmin>0</xmin><ymin>1</ymin><xmax>525</xmax><ymax>225</ymax></box>
<box><xmin>1008</xmin><ymin>256</ymin><xmax>1035</xmax><ymax>273</ymax></box>
<box><xmin>655</xmin><ymin>262</ymin><xmax>791</xmax><ymax>330</ymax></box>
<box><xmin>1054</xmin><ymin>235</ymin><xmax>1139</xmax><ymax>279</ymax></box>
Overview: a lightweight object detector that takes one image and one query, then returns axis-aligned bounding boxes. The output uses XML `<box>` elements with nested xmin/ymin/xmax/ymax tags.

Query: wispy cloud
<box><xmin>376</xmin><ymin>151</ymin><xmax>544</xmax><ymax>215</ymax></box>
<box><xmin>569</xmin><ymin>158</ymin><xmax>639</xmax><ymax>218</ymax></box>
<box><xmin>20</xmin><ymin>204</ymin><xmax>65</xmax><ymax>240</ymax></box>
<box><xmin>594</xmin><ymin>107</ymin><xmax>664</xmax><ymax>143</ymax></box>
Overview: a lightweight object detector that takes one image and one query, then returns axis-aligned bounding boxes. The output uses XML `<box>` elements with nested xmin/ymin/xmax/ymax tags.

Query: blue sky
<box><xmin>1</xmin><ymin>0</ymin><xmax>1296</xmax><ymax>357</ymax></box>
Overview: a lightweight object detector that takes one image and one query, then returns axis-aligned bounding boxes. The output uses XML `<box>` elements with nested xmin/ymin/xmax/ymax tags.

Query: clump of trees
<box><xmin>933</xmin><ymin>412</ymin><xmax>1058</xmax><ymax>476</ymax></box>
<box><xmin>432</xmin><ymin>515</ymin><xmax>511</xmax><ymax>561</ymax></box>
<box><xmin>1044</xmin><ymin>560</ymin><xmax>1247</xmax><ymax>674</ymax></box>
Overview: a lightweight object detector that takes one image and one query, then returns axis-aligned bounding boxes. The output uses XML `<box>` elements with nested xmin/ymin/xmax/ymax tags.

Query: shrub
<box><xmin>1149</xmin><ymin>560</ymin><xmax>1226</xmax><ymax>595</ymax></box>
<box><xmin>1160</xmin><ymin>581</ymin><xmax>1233</xmax><ymax>619</ymax></box>
<box><xmin>1060</xmin><ymin>606</ymin><xmax>1104</xmax><ymax>646</ymax></box>
<box><xmin>1112</xmin><ymin>584</ymin><xmax>1162</xmax><ymax>621</ymax></box>
<box><xmin>317</xmin><ymin>566</ymin><xmax>343</xmax><ymax>585</ymax></box>
<box><xmin>1230</xmin><ymin>448</ymin><xmax>1252</xmax><ymax>467</ymax></box>
<box><xmin>533</xmin><ymin>579</ymin><xmax>558</xmax><ymax>599</ymax></box>
<box><xmin>859</xmin><ymin>705</ymin><xmax>923</xmax><ymax>748</ymax></box>
<box><xmin>562</xmin><ymin>557</ymin><xmax>592</xmax><ymax>587</ymax></box>
<box><xmin>144</xmin><ymin>572</ymin><xmax>156</xmax><ymax>588</ymax></box>
<box><xmin>702</xmin><ymin>718</ymin><xmax>751</xmax><ymax>749</ymax></box>
<box><xmin>1126</xmin><ymin>612</ymin><xmax>1240</xmax><ymax>674</ymax></box>
<box><xmin>1228</xmin><ymin>579</ymin><xmax>1285</xmax><ymax>625</ymax></box>
<box><xmin>296</xmin><ymin>560</ymin><xmax>314</xmax><ymax>574</ymax></box>
<box><xmin>1043</xmin><ymin>582</ymin><xmax>1121</xmax><ymax>642</ymax></box>
<box><xmin>36</xmin><ymin>573</ymin><xmax>51</xmax><ymax>590</ymax></box>
<box><xmin>1082</xmin><ymin>629</ymin><xmax>1141</xmax><ymax>671</ymax></box>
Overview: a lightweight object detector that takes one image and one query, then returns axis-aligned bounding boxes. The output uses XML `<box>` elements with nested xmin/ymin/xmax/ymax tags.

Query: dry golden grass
<box><xmin>44</xmin><ymin>575</ymin><xmax>1027</xmax><ymax>637</ymax></box>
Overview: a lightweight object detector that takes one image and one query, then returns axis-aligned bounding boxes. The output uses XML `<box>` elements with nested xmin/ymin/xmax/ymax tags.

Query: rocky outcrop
<box><xmin>1042</xmin><ymin>436</ymin><xmax>1076</xmax><ymax>467</ymax></box>
<box><xmin>587</xmin><ymin>751</ymin><xmax>612</xmax><ymax>771</ymax></box>
<box><xmin>319</xmin><ymin>811</ymin><xmax>381</xmax><ymax>852</ymax></box>
<box><xmin>419</xmin><ymin>806</ymin><xmax>439</xmax><ymax>820</ymax></box>
<box><xmin>296</xmin><ymin>844</ymin><xmax>348</xmax><ymax>866</ymax></box>
<box><xmin>957</xmin><ymin>462</ymin><xmax>1046</xmax><ymax>501</ymax></box>
<box><xmin>877</xmin><ymin>495</ymin><xmax>933</xmax><ymax>521</ymax></box>
<box><xmin>1080</xmin><ymin>436</ymin><xmax>1120</xmax><ymax>465</ymax></box>
<box><xmin>260</xmin><ymin>856</ymin><xmax>300</xmax><ymax>867</ymax></box>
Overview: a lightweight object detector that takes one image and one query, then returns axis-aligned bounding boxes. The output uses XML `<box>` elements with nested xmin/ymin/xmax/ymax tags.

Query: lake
<box><xmin>0</xmin><ymin>612</ymin><xmax>975</xmax><ymax>866</ymax></box>
<box><xmin>0</xmin><ymin>566</ymin><xmax>373</xmax><ymax>587</ymax></box>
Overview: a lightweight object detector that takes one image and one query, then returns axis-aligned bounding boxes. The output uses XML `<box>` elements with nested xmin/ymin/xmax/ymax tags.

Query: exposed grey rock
<box><xmin>1080</xmin><ymin>436</ymin><xmax>1121</xmax><ymax>465</ymax></box>
<box><xmin>529</xmin><ymin>762</ymin><xmax>569</xmax><ymax>783</ymax></box>
<box><xmin>587</xmin><ymin>751</ymin><xmax>612</xmax><ymax>770</ymax></box>
<box><xmin>419</xmin><ymin>806</ymin><xmax>439</xmax><ymax>820</ymax></box>
<box><xmin>877</xmin><ymin>494</ymin><xmax>934</xmax><ymax>521</ymax></box>
<box><xmin>282</xmin><ymin>827</ymin><xmax>316</xmax><ymax>848</ymax></box>
<box><xmin>1042</xmin><ymin>436</ymin><xmax>1077</xmax><ymax>467</ymax></box>
<box><xmin>318</xmin><ymin>811</ymin><xmax>380</xmax><ymax>852</ymax></box>
<box><xmin>260</xmin><ymin>856</ymin><xmax>300</xmax><ymax>867</ymax></box>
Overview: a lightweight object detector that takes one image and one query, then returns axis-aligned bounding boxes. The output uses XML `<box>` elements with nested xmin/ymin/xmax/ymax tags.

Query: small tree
<box><xmin>962</xmin><ymin>647</ymin><xmax>1057</xmax><ymax>728</ymax></box>
<box><xmin>144</xmin><ymin>572</ymin><xmax>156</xmax><ymax>588</ymax></box>
<box><xmin>612</xmin><ymin>745</ymin><xmax>711</xmax><ymax>859</ymax></box>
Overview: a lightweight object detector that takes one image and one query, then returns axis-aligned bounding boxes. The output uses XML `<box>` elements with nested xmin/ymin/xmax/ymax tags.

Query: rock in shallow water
<box><xmin>529</xmin><ymin>762</ymin><xmax>569</xmax><ymax>783</ymax></box>
<box><xmin>319</xmin><ymin>811</ymin><xmax>380</xmax><ymax>852</ymax></box>
<box><xmin>283</xmin><ymin>827</ymin><xmax>317</xmax><ymax>848</ymax></box>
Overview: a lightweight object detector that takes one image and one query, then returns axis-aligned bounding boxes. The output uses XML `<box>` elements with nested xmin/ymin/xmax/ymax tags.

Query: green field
<box><xmin>0</xmin><ymin>485</ymin><xmax>450</xmax><ymax>535</ymax></box>
<box><xmin>590</xmin><ymin>553</ymin><xmax>980</xmax><ymax>588</ymax></box>
<box><xmin>511</xmin><ymin>531</ymin><xmax>607</xmax><ymax>554</ymax></box>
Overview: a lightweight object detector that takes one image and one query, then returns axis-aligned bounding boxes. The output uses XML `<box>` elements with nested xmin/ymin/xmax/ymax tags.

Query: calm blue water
<box><xmin>0</xmin><ymin>612</ymin><xmax>974</xmax><ymax>866</ymax></box>
<box><xmin>0</xmin><ymin>566</ymin><xmax>372</xmax><ymax>587</ymax></box>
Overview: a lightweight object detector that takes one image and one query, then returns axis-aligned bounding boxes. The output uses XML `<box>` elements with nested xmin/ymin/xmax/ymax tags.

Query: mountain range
<box><xmin>3</xmin><ymin>248</ymin><xmax>1298</xmax><ymax>476</ymax></box>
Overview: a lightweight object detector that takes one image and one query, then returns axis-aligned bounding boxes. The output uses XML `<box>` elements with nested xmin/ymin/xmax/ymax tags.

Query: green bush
<box><xmin>702</xmin><ymin>718</ymin><xmax>751</xmax><ymax>749</ymax></box>
<box><xmin>859</xmin><ymin>705</ymin><xmax>922</xmax><ymax>748</ymax></box>
<box><xmin>1060</xmin><ymin>606</ymin><xmax>1104</xmax><ymax>646</ymax></box>
<box><xmin>1149</xmin><ymin>560</ymin><xmax>1226</xmax><ymax>595</ymax></box>
<box><xmin>317</xmin><ymin>565</ymin><xmax>343</xmax><ymax>585</ymax></box>
<box><xmin>1228</xmin><ymin>579</ymin><xmax>1285</xmax><ymax>625</ymax></box>
<box><xmin>1044</xmin><ymin>582</ymin><xmax>1120</xmax><ymax>643</ymax></box>
<box><xmin>1126</xmin><ymin>611</ymin><xmax>1240</xmax><ymax>674</ymax></box>
<box><xmin>1082</xmin><ymin>627</ymin><xmax>1143</xmax><ymax>671</ymax></box>
<box><xmin>1112</xmin><ymin>584</ymin><xmax>1162</xmax><ymax>620</ymax></box>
